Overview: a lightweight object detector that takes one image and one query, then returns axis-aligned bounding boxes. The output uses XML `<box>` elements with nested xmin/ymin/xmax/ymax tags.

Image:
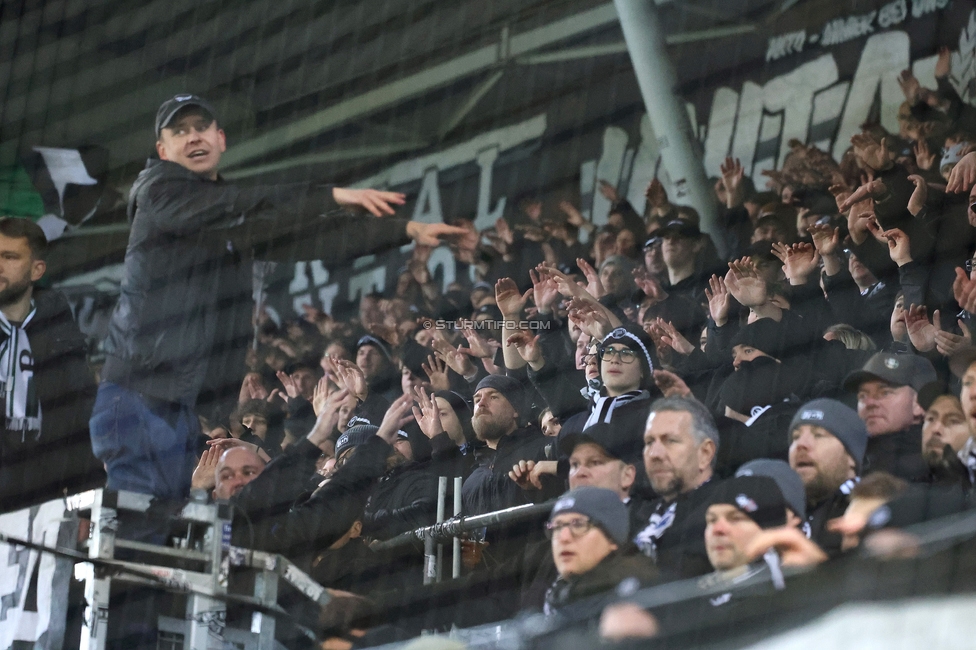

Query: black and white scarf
<box><xmin>582</xmin><ymin>390</ymin><xmax>650</xmax><ymax>429</ymax></box>
<box><xmin>0</xmin><ymin>305</ymin><xmax>41</xmax><ymax>439</ymax></box>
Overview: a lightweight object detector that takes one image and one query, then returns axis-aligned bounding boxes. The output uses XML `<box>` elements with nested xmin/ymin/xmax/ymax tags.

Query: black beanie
<box><xmin>600</xmin><ymin>325</ymin><xmax>655</xmax><ymax>390</ymax></box>
<box><xmin>474</xmin><ymin>375</ymin><xmax>526</xmax><ymax>422</ymax></box>
<box><xmin>707</xmin><ymin>475</ymin><xmax>788</xmax><ymax>530</ymax></box>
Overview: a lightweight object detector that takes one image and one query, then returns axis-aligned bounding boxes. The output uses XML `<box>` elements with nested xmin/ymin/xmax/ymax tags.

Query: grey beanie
<box><xmin>335</xmin><ymin>424</ymin><xmax>378</xmax><ymax>457</ymax></box>
<box><xmin>549</xmin><ymin>486</ymin><xmax>629</xmax><ymax>546</ymax></box>
<box><xmin>789</xmin><ymin>398</ymin><xmax>868</xmax><ymax>473</ymax></box>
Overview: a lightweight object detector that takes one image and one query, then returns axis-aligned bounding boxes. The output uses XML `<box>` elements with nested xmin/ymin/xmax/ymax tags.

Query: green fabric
<box><xmin>0</xmin><ymin>165</ymin><xmax>44</xmax><ymax>219</ymax></box>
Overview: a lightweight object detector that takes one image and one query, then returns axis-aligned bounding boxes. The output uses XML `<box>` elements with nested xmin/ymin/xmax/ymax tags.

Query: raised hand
<box><xmin>421</xmin><ymin>354</ymin><xmax>451</xmax><ymax>392</ymax></box>
<box><xmin>807</xmin><ymin>223</ymin><xmax>841</xmax><ymax>257</ymax></box>
<box><xmin>704</xmin><ymin>274</ymin><xmax>731</xmax><ymax>326</ymax></box>
<box><xmin>308</xmin><ymin>388</ymin><xmax>350</xmax><ymax>447</ymax></box>
<box><xmin>191</xmin><ymin>447</ymin><xmax>220</xmax><ymax>491</ymax></box>
<box><xmin>906</xmin><ymin>174</ymin><xmax>928</xmax><ymax>216</ymax></box>
<box><xmin>558</xmin><ymin>200</ymin><xmax>586</xmax><ymax>228</ymax></box>
<box><xmin>655</xmin><ymin>318</ymin><xmax>695</xmax><ymax>355</ymax></box>
<box><xmin>838</xmin><ymin>178</ymin><xmax>888</xmax><ymax>212</ymax></box>
<box><xmin>947</xmin><ymin>152</ymin><xmax>976</xmax><ymax>193</ymax></box>
<box><xmin>311</xmin><ymin>376</ymin><xmax>332</xmax><ymax>417</ymax></box>
<box><xmin>882</xmin><ymin>228</ymin><xmax>912</xmax><ymax>266</ymax></box>
<box><xmin>914</xmin><ymin>139</ymin><xmax>936</xmax><ymax>171</ymax></box>
<box><xmin>828</xmin><ymin>181</ymin><xmax>853</xmax><ymax>214</ymax></box>
<box><xmin>772</xmin><ymin>242</ymin><xmax>821</xmax><ymax>285</ymax></box>
<box><xmin>896</xmin><ymin>69</ymin><xmax>922</xmax><ymax>104</ymax></box>
<box><xmin>849</xmin><ymin>134</ymin><xmax>892</xmax><ymax>172</ymax></box>
<box><xmin>725</xmin><ymin>258</ymin><xmax>768</xmax><ymax>308</ymax></box>
<box><xmin>597</xmin><ymin>179</ymin><xmax>620</xmax><ymax>203</ymax></box>
<box><xmin>406</xmin><ymin>222</ymin><xmax>474</xmax><ymax>248</ymax></box>
<box><xmin>333</xmin><ymin>358</ymin><xmax>368</xmax><ymax>401</ymax></box>
<box><xmin>432</xmin><ymin>338</ymin><xmax>477</xmax><ymax>378</ymax></box>
<box><xmin>645</xmin><ymin>179</ymin><xmax>670</xmax><ymax>212</ymax></box>
<box><xmin>495</xmin><ymin>216</ymin><xmax>515</xmax><ymax>246</ymax></box>
<box><xmin>506</xmin><ymin>330</ymin><xmax>543</xmax><ymax>365</ymax></box>
<box><xmin>411</xmin><ymin>387</ymin><xmax>444</xmax><ymax>440</ymax></box>
<box><xmin>332</xmin><ymin>188</ymin><xmax>406</xmax><ymax>216</ymax></box>
<box><xmin>460</xmin><ymin>327</ymin><xmax>498</xmax><ymax>359</ymax></box>
<box><xmin>935</xmin><ymin>321</ymin><xmax>973</xmax><ymax>357</ymax></box>
<box><xmin>240</xmin><ymin>372</ymin><xmax>269</xmax><ymax>404</ymax></box>
<box><xmin>653</xmin><ymin>369</ymin><xmax>692</xmax><ymax>398</ymax></box>
<box><xmin>719</xmin><ymin>157</ymin><xmax>745</xmax><ymax>208</ymax></box>
<box><xmin>576</xmin><ymin>257</ymin><xmax>605</xmax><ymax>299</ymax></box>
<box><xmin>376</xmin><ymin>393</ymin><xmax>415</xmax><ymax>444</ymax></box>
<box><xmin>905</xmin><ymin>304</ymin><xmax>940</xmax><ymax>352</ymax></box>
<box><xmin>633</xmin><ymin>267</ymin><xmax>666</xmax><ymax>302</ymax></box>
<box><xmin>847</xmin><ymin>199</ymin><xmax>876</xmax><ymax>245</ymax></box>
<box><xmin>495</xmin><ymin>277</ymin><xmax>531</xmax><ymax>318</ymax></box>
<box><xmin>276</xmin><ymin>370</ymin><xmax>300</xmax><ymax>401</ymax></box>
<box><xmin>953</xmin><ymin>267</ymin><xmax>976</xmax><ymax>314</ymax></box>
<box><xmin>529</xmin><ymin>266</ymin><xmax>561</xmax><ymax>315</ymax></box>
<box><xmin>567</xmin><ymin>298</ymin><xmax>613</xmax><ymax>340</ymax></box>
<box><xmin>537</xmin><ymin>265</ymin><xmax>587</xmax><ymax>301</ymax></box>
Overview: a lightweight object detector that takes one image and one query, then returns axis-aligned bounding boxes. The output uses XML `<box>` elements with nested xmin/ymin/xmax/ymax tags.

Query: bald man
<box><xmin>214</xmin><ymin>446</ymin><xmax>266</xmax><ymax>500</ymax></box>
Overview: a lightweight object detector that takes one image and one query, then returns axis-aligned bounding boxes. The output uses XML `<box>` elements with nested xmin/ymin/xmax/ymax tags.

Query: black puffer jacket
<box><xmin>0</xmin><ymin>288</ymin><xmax>101</xmax><ymax>513</ymax></box>
<box><xmin>461</xmin><ymin>424</ymin><xmax>550</xmax><ymax>517</ymax></box>
<box><xmin>101</xmin><ymin>159</ymin><xmax>411</xmax><ymax>406</ymax></box>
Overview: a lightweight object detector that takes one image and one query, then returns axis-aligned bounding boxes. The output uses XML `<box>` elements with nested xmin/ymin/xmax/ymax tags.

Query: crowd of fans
<box><xmin>162</xmin><ymin>48</ymin><xmax>976</xmax><ymax>646</ymax></box>
<box><xmin>6</xmin><ymin>50</ymin><xmax>976</xmax><ymax>648</ymax></box>
<box><xmin>5</xmin><ymin>51</ymin><xmax>976</xmax><ymax>647</ymax></box>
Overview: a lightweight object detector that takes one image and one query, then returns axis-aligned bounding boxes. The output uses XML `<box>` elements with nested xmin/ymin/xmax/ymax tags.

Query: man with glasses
<box><xmin>543</xmin><ymin>486</ymin><xmax>658</xmax><ymax>614</ymax></box>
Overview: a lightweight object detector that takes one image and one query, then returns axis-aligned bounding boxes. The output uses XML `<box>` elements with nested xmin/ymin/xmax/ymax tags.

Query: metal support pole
<box><xmin>612</xmin><ymin>0</ymin><xmax>726</xmax><ymax>258</ymax></box>
<box><xmin>83</xmin><ymin>490</ymin><xmax>114</xmax><ymax>650</ymax></box>
<box><xmin>251</xmin><ymin>569</ymin><xmax>278</xmax><ymax>650</ymax></box>
<box><xmin>435</xmin><ymin>477</ymin><xmax>447</xmax><ymax>583</ymax></box>
<box><xmin>452</xmin><ymin>477</ymin><xmax>462</xmax><ymax>579</ymax></box>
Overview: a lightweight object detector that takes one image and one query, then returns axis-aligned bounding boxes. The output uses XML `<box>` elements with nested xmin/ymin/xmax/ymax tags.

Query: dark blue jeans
<box><xmin>89</xmin><ymin>382</ymin><xmax>198</xmax><ymax>503</ymax></box>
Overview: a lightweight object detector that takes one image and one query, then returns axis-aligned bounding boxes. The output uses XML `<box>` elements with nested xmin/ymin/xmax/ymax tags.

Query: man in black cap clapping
<box><xmin>90</xmin><ymin>94</ymin><xmax>471</xmax><ymax>505</ymax></box>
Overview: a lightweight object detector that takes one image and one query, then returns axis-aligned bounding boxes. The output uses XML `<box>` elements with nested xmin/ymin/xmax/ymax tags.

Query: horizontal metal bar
<box><xmin>113</xmin><ymin>539</ymin><xmax>210</xmax><ymax>562</ymax></box>
<box><xmin>371</xmin><ymin>500</ymin><xmax>554</xmax><ymax>551</ymax></box>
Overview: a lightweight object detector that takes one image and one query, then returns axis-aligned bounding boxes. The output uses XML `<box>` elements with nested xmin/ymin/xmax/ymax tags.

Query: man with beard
<box><xmin>919</xmin><ymin>389</ymin><xmax>974</xmax><ymax>488</ymax></box>
<box><xmin>788</xmin><ymin>398</ymin><xmax>867</xmax><ymax>557</ymax></box>
<box><xmin>0</xmin><ymin>217</ymin><xmax>100</xmax><ymax>512</ymax></box>
<box><xmin>632</xmin><ymin>396</ymin><xmax>720</xmax><ymax>579</ymax></box>
<box><xmin>461</xmin><ymin>375</ymin><xmax>550</xmax><ymax>517</ymax></box>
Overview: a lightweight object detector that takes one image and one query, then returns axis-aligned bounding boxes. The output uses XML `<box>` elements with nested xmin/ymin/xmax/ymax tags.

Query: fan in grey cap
<box><xmin>843</xmin><ymin>353</ymin><xmax>932</xmax><ymax>483</ymax></box>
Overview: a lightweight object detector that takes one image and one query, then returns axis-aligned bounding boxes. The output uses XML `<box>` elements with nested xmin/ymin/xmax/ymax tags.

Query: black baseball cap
<box><xmin>155</xmin><ymin>94</ymin><xmax>219</xmax><ymax>138</ymax></box>
<box><xmin>843</xmin><ymin>352</ymin><xmax>937</xmax><ymax>394</ymax></box>
<box><xmin>558</xmin><ymin>422</ymin><xmax>642</xmax><ymax>465</ymax></box>
<box><xmin>658</xmin><ymin>219</ymin><xmax>701</xmax><ymax>239</ymax></box>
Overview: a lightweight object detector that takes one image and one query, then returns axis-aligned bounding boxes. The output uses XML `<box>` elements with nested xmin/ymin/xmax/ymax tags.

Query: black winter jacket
<box><xmin>0</xmin><ymin>288</ymin><xmax>101</xmax><ymax>512</ymax></box>
<box><xmin>101</xmin><ymin>159</ymin><xmax>411</xmax><ymax>407</ymax></box>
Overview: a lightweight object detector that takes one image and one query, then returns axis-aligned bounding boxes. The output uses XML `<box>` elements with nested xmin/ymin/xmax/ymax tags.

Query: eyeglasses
<box><xmin>545</xmin><ymin>517</ymin><xmax>596</xmax><ymax>539</ymax></box>
<box><xmin>599</xmin><ymin>347</ymin><xmax>639</xmax><ymax>363</ymax></box>
<box><xmin>581</xmin><ymin>353</ymin><xmax>598</xmax><ymax>365</ymax></box>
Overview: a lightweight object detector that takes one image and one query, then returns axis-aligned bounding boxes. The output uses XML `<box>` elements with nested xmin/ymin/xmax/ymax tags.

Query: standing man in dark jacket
<box><xmin>0</xmin><ymin>217</ymin><xmax>100</xmax><ymax>512</ymax></box>
<box><xmin>90</xmin><ymin>94</ymin><xmax>468</xmax><ymax>502</ymax></box>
